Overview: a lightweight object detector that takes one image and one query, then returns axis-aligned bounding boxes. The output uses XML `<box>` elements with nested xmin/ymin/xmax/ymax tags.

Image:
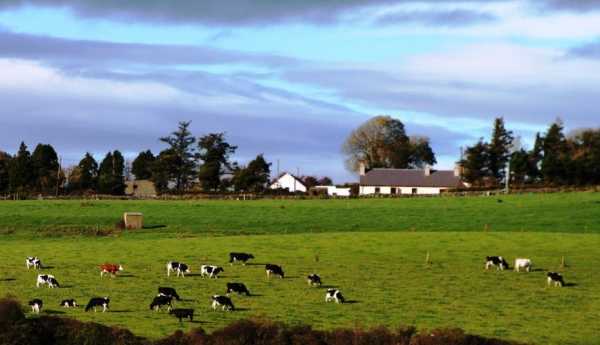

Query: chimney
<box><xmin>424</xmin><ymin>165</ymin><xmax>431</xmax><ymax>176</ymax></box>
<box><xmin>454</xmin><ymin>163</ymin><xmax>462</xmax><ymax>177</ymax></box>
<box><xmin>359</xmin><ymin>162</ymin><xmax>366</xmax><ymax>176</ymax></box>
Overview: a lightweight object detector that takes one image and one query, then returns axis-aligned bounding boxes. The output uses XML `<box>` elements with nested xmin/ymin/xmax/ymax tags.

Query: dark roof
<box><xmin>360</xmin><ymin>169</ymin><xmax>465</xmax><ymax>188</ymax></box>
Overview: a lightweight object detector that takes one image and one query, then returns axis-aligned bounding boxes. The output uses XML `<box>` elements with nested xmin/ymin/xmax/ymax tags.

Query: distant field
<box><xmin>1</xmin><ymin>232</ymin><xmax>599</xmax><ymax>345</ymax></box>
<box><xmin>1</xmin><ymin>192</ymin><xmax>600</xmax><ymax>236</ymax></box>
<box><xmin>1</xmin><ymin>193</ymin><xmax>600</xmax><ymax>345</ymax></box>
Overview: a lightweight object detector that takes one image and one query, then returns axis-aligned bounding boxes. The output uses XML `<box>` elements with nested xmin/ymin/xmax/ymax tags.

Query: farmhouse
<box><xmin>269</xmin><ymin>172</ymin><xmax>307</xmax><ymax>193</ymax></box>
<box><xmin>359</xmin><ymin>164</ymin><xmax>466</xmax><ymax>196</ymax></box>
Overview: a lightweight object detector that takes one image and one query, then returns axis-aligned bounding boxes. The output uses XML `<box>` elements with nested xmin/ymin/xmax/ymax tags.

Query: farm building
<box><xmin>312</xmin><ymin>185</ymin><xmax>352</xmax><ymax>197</ymax></box>
<box><xmin>125</xmin><ymin>180</ymin><xmax>157</xmax><ymax>198</ymax></box>
<box><xmin>359</xmin><ymin>164</ymin><xmax>466</xmax><ymax>196</ymax></box>
<box><xmin>269</xmin><ymin>172</ymin><xmax>307</xmax><ymax>193</ymax></box>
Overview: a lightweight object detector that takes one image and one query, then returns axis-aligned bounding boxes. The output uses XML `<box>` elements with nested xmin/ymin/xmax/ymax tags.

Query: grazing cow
<box><xmin>60</xmin><ymin>299</ymin><xmax>78</xmax><ymax>308</ymax></box>
<box><xmin>85</xmin><ymin>297</ymin><xmax>110</xmax><ymax>312</ymax></box>
<box><xmin>226</xmin><ymin>282</ymin><xmax>250</xmax><ymax>296</ymax></box>
<box><xmin>150</xmin><ymin>295</ymin><xmax>173</xmax><ymax>311</ymax></box>
<box><xmin>229</xmin><ymin>252</ymin><xmax>254</xmax><ymax>265</ymax></box>
<box><xmin>26</xmin><ymin>257</ymin><xmax>42</xmax><ymax>270</ymax></box>
<box><xmin>36</xmin><ymin>274</ymin><xmax>60</xmax><ymax>288</ymax></box>
<box><xmin>158</xmin><ymin>287</ymin><xmax>181</xmax><ymax>301</ymax></box>
<box><xmin>325</xmin><ymin>289</ymin><xmax>345</xmax><ymax>304</ymax></box>
<box><xmin>166</xmin><ymin>261</ymin><xmax>190</xmax><ymax>277</ymax></box>
<box><xmin>201</xmin><ymin>265</ymin><xmax>224</xmax><ymax>279</ymax></box>
<box><xmin>29</xmin><ymin>299</ymin><xmax>43</xmax><ymax>313</ymax></box>
<box><xmin>265</xmin><ymin>264</ymin><xmax>284</xmax><ymax>279</ymax></box>
<box><xmin>514</xmin><ymin>258</ymin><xmax>532</xmax><ymax>272</ymax></box>
<box><xmin>100</xmin><ymin>263</ymin><xmax>123</xmax><ymax>278</ymax></box>
<box><xmin>212</xmin><ymin>295</ymin><xmax>235</xmax><ymax>311</ymax></box>
<box><xmin>485</xmin><ymin>256</ymin><xmax>509</xmax><ymax>271</ymax></box>
<box><xmin>169</xmin><ymin>308</ymin><xmax>194</xmax><ymax>322</ymax></box>
<box><xmin>307</xmin><ymin>274</ymin><xmax>322</xmax><ymax>286</ymax></box>
<box><xmin>547</xmin><ymin>272</ymin><xmax>565</xmax><ymax>287</ymax></box>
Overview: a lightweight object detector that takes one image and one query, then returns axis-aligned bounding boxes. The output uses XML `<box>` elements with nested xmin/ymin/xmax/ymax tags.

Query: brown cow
<box><xmin>100</xmin><ymin>263</ymin><xmax>123</xmax><ymax>278</ymax></box>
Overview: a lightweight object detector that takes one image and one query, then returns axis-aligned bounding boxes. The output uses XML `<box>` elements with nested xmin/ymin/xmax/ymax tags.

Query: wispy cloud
<box><xmin>374</xmin><ymin>9</ymin><xmax>498</xmax><ymax>27</ymax></box>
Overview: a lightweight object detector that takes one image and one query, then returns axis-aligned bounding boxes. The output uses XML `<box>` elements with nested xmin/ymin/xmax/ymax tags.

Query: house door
<box><xmin>390</xmin><ymin>187</ymin><xmax>397</xmax><ymax>195</ymax></box>
<box><xmin>411</xmin><ymin>188</ymin><xmax>418</xmax><ymax>195</ymax></box>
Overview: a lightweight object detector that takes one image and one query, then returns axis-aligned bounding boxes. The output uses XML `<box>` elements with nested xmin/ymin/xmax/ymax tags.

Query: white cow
<box><xmin>514</xmin><ymin>258</ymin><xmax>532</xmax><ymax>272</ymax></box>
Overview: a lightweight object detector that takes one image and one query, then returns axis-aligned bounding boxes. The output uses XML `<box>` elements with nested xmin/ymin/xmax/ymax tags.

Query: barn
<box><xmin>359</xmin><ymin>165</ymin><xmax>466</xmax><ymax>196</ymax></box>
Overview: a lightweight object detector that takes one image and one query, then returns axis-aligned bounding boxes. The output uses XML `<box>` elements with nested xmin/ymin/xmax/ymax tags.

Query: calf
<box><xmin>229</xmin><ymin>252</ymin><xmax>254</xmax><ymax>265</ymax></box>
<box><xmin>325</xmin><ymin>289</ymin><xmax>345</xmax><ymax>304</ymax></box>
<box><xmin>29</xmin><ymin>299</ymin><xmax>43</xmax><ymax>313</ymax></box>
<box><xmin>485</xmin><ymin>256</ymin><xmax>509</xmax><ymax>271</ymax></box>
<box><xmin>547</xmin><ymin>272</ymin><xmax>565</xmax><ymax>287</ymax></box>
<box><xmin>169</xmin><ymin>308</ymin><xmax>194</xmax><ymax>322</ymax></box>
<box><xmin>36</xmin><ymin>274</ymin><xmax>60</xmax><ymax>288</ymax></box>
<box><xmin>166</xmin><ymin>261</ymin><xmax>190</xmax><ymax>277</ymax></box>
<box><xmin>60</xmin><ymin>299</ymin><xmax>78</xmax><ymax>308</ymax></box>
<box><xmin>100</xmin><ymin>263</ymin><xmax>123</xmax><ymax>278</ymax></box>
<box><xmin>307</xmin><ymin>274</ymin><xmax>322</xmax><ymax>286</ymax></box>
<box><xmin>150</xmin><ymin>295</ymin><xmax>173</xmax><ymax>311</ymax></box>
<box><xmin>158</xmin><ymin>287</ymin><xmax>181</xmax><ymax>301</ymax></box>
<box><xmin>201</xmin><ymin>265</ymin><xmax>224</xmax><ymax>279</ymax></box>
<box><xmin>226</xmin><ymin>282</ymin><xmax>250</xmax><ymax>296</ymax></box>
<box><xmin>514</xmin><ymin>258</ymin><xmax>532</xmax><ymax>272</ymax></box>
<box><xmin>85</xmin><ymin>297</ymin><xmax>110</xmax><ymax>312</ymax></box>
<box><xmin>212</xmin><ymin>295</ymin><xmax>235</xmax><ymax>311</ymax></box>
<box><xmin>26</xmin><ymin>257</ymin><xmax>42</xmax><ymax>270</ymax></box>
<box><xmin>265</xmin><ymin>264</ymin><xmax>284</xmax><ymax>279</ymax></box>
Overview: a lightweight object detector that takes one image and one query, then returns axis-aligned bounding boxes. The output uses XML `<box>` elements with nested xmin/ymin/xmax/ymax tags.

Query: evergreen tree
<box><xmin>509</xmin><ymin>149</ymin><xmax>529</xmax><ymax>185</ymax></box>
<box><xmin>0</xmin><ymin>151</ymin><xmax>12</xmax><ymax>193</ymax></box>
<box><xmin>76</xmin><ymin>153</ymin><xmax>98</xmax><ymax>191</ymax></box>
<box><xmin>151</xmin><ymin>149</ymin><xmax>176</xmax><ymax>193</ymax></box>
<box><xmin>527</xmin><ymin>133</ymin><xmax>543</xmax><ymax>183</ymax></box>
<box><xmin>460</xmin><ymin>139</ymin><xmax>489</xmax><ymax>186</ymax></box>
<box><xmin>131</xmin><ymin>150</ymin><xmax>155</xmax><ymax>180</ymax></box>
<box><xmin>160</xmin><ymin>121</ymin><xmax>196</xmax><ymax>193</ymax></box>
<box><xmin>8</xmin><ymin>142</ymin><xmax>33</xmax><ymax>193</ymax></box>
<box><xmin>541</xmin><ymin>121</ymin><xmax>568</xmax><ymax>185</ymax></box>
<box><xmin>487</xmin><ymin>117</ymin><xmax>514</xmax><ymax>185</ymax></box>
<box><xmin>31</xmin><ymin>143</ymin><xmax>60</xmax><ymax>194</ymax></box>
<box><xmin>232</xmin><ymin>154</ymin><xmax>271</xmax><ymax>192</ymax></box>
<box><xmin>98</xmin><ymin>151</ymin><xmax>125</xmax><ymax>195</ymax></box>
<box><xmin>197</xmin><ymin>133</ymin><xmax>237</xmax><ymax>191</ymax></box>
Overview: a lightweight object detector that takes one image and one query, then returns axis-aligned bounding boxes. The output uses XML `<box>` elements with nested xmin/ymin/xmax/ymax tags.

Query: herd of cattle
<box><xmin>23</xmin><ymin>254</ymin><xmax>566</xmax><ymax>323</ymax></box>
<box><xmin>23</xmin><ymin>253</ymin><xmax>344</xmax><ymax>323</ymax></box>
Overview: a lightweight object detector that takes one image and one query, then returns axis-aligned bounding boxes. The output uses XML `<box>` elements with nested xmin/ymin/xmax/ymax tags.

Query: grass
<box><xmin>1</xmin><ymin>193</ymin><xmax>600</xmax><ymax>345</ymax></box>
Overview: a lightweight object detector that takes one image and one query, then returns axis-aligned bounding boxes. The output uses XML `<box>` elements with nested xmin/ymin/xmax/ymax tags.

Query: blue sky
<box><xmin>1</xmin><ymin>0</ymin><xmax>600</xmax><ymax>182</ymax></box>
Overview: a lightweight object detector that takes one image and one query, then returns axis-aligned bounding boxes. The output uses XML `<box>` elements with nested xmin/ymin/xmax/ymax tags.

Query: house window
<box><xmin>412</xmin><ymin>188</ymin><xmax>418</xmax><ymax>195</ymax></box>
<box><xmin>374</xmin><ymin>187</ymin><xmax>380</xmax><ymax>194</ymax></box>
<box><xmin>390</xmin><ymin>187</ymin><xmax>397</xmax><ymax>195</ymax></box>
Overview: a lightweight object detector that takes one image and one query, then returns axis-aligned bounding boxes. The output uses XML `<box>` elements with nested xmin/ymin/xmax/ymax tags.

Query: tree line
<box><xmin>460</xmin><ymin>118</ymin><xmax>600</xmax><ymax>188</ymax></box>
<box><xmin>0</xmin><ymin>121</ymin><xmax>273</xmax><ymax>196</ymax></box>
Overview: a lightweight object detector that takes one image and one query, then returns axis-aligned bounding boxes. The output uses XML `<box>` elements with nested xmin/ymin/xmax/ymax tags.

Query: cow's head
<box><xmin>249</xmin><ymin>254</ymin><xmax>255</xmax><ymax>259</ymax></box>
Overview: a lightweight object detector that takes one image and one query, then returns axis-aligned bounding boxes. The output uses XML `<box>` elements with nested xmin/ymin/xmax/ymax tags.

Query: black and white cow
<box><xmin>166</xmin><ymin>261</ymin><xmax>190</xmax><ymax>277</ymax></box>
<box><xmin>158</xmin><ymin>287</ymin><xmax>181</xmax><ymax>301</ymax></box>
<box><xmin>226</xmin><ymin>282</ymin><xmax>250</xmax><ymax>296</ymax></box>
<box><xmin>211</xmin><ymin>295</ymin><xmax>235</xmax><ymax>311</ymax></box>
<box><xmin>26</xmin><ymin>257</ymin><xmax>42</xmax><ymax>270</ymax></box>
<box><xmin>29</xmin><ymin>299</ymin><xmax>43</xmax><ymax>313</ymax></box>
<box><xmin>60</xmin><ymin>299</ymin><xmax>78</xmax><ymax>308</ymax></box>
<box><xmin>325</xmin><ymin>289</ymin><xmax>345</xmax><ymax>304</ymax></box>
<box><xmin>229</xmin><ymin>252</ymin><xmax>254</xmax><ymax>265</ymax></box>
<box><xmin>85</xmin><ymin>297</ymin><xmax>110</xmax><ymax>312</ymax></box>
<box><xmin>169</xmin><ymin>308</ymin><xmax>194</xmax><ymax>322</ymax></box>
<box><xmin>265</xmin><ymin>264</ymin><xmax>284</xmax><ymax>279</ymax></box>
<box><xmin>201</xmin><ymin>265</ymin><xmax>224</xmax><ymax>279</ymax></box>
<box><xmin>485</xmin><ymin>256</ymin><xmax>509</xmax><ymax>271</ymax></box>
<box><xmin>36</xmin><ymin>274</ymin><xmax>60</xmax><ymax>288</ymax></box>
<box><xmin>547</xmin><ymin>272</ymin><xmax>565</xmax><ymax>287</ymax></box>
<box><xmin>307</xmin><ymin>274</ymin><xmax>322</xmax><ymax>286</ymax></box>
<box><xmin>150</xmin><ymin>295</ymin><xmax>173</xmax><ymax>311</ymax></box>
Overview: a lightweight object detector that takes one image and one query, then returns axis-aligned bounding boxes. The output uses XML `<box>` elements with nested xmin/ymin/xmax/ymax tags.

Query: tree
<box><xmin>232</xmin><ymin>154</ymin><xmax>271</xmax><ymax>192</ymax></box>
<box><xmin>527</xmin><ymin>133</ymin><xmax>543</xmax><ymax>183</ymax></box>
<box><xmin>150</xmin><ymin>149</ymin><xmax>175</xmax><ymax>193</ymax></box>
<box><xmin>75</xmin><ymin>153</ymin><xmax>98</xmax><ymax>192</ymax></box>
<box><xmin>97</xmin><ymin>151</ymin><xmax>125</xmax><ymax>195</ymax></box>
<box><xmin>8</xmin><ymin>142</ymin><xmax>33</xmax><ymax>193</ymax></box>
<box><xmin>31</xmin><ymin>143</ymin><xmax>60</xmax><ymax>194</ymax></box>
<box><xmin>131</xmin><ymin>150</ymin><xmax>155</xmax><ymax>180</ymax></box>
<box><xmin>487</xmin><ymin>117</ymin><xmax>514</xmax><ymax>185</ymax></box>
<box><xmin>567</xmin><ymin>129</ymin><xmax>600</xmax><ymax>185</ymax></box>
<box><xmin>460</xmin><ymin>139</ymin><xmax>489</xmax><ymax>186</ymax></box>
<box><xmin>317</xmin><ymin>176</ymin><xmax>333</xmax><ymax>186</ymax></box>
<box><xmin>197</xmin><ymin>133</ymin><xmax>237</xmax><ymax>191</ymax></box>
<box><xmin>0</xmin><ymin>151</ymin><xmax>12</xmax><ymax>193</ymax></box>
<box><xmin>509</xmin><ymin>149</ymin><xmax>530</xmax><ymax>185</ymax></box>
<box><xmin>160</xmin><ymin>121</ymin><xmax>197</xmax><ymax>193</ymax></box>
<box><xmin>343</xmin><ymin>115</ymin><xmax>436</xmax><ymax>172</ymax></box>
<box><xmin>541</xmin><ymin>121</ymin><xmax>568</xmax><ymax>185</ymax></box>
<box><xmin>302</xmin><ymin>176</ymin><xmax>319</xmax><ymax>189</ymax></box>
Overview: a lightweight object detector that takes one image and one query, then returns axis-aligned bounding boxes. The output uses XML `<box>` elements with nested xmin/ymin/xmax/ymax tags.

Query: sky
<box><xmin>1</xmin><ymin>1</ymin><xmax>600</xmax><ymax>183</ymax></box>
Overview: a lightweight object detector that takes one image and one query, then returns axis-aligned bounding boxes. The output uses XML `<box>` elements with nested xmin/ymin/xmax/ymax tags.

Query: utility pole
<box><xmin>56</xmin><ymin>157</ymin><xmax>62</xmax><ymax>197</ymax></box>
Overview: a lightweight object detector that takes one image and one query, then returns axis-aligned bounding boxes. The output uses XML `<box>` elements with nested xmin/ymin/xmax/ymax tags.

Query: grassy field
<box><xmin>1</xmin><ymin>193</ymin><xmax>600</xmax><ymax>345</ymax></box>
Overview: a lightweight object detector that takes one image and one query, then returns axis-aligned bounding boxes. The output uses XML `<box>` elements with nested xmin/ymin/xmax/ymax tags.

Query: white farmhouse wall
<box><xmin>359</xmin><ymin>186</ymin><xmax>443</xmax><ymax>195</ymax></box>
<box><xmin>270</xmin><ymin>173</ymin><xmax>307</xmax><ymax>193</ymax></box>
